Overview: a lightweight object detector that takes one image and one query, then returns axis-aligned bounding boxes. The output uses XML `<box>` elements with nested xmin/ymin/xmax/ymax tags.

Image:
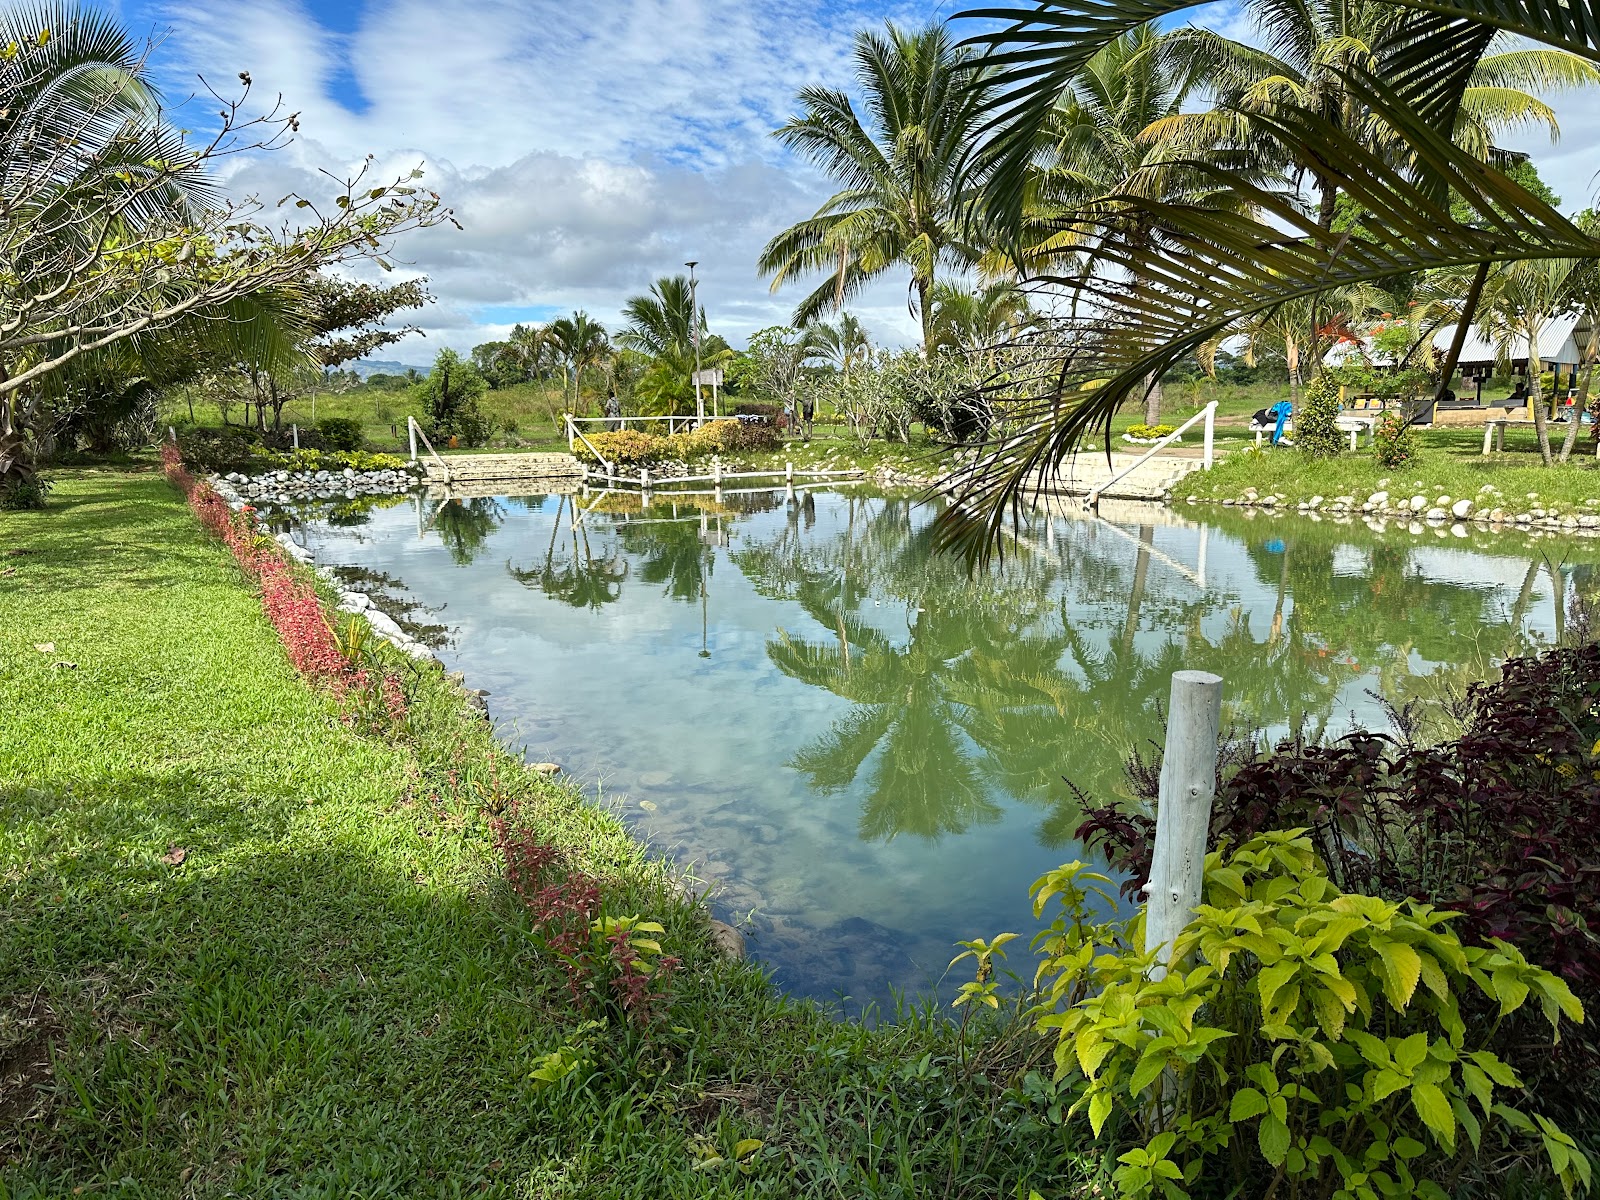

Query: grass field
<box><xmin>0</xmin><ymin>469</ymin><xmax>1079</xmax><ymax>1198</ymax></box>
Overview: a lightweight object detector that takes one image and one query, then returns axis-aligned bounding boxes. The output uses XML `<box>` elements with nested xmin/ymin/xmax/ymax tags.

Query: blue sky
<box><xmin>115</xmin><ymin>0</ymin><xmax>1599</xmax><ymax>362</ymax></box>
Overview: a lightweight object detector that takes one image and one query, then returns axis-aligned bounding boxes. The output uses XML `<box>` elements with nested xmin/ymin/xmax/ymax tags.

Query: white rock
<box><xmin>1424</xmin><ymin>507</ymin><xmax>1447</xmax><ymax>522</ymax></box>
<box><xmin>1451</xmin><ymin>499</ymin><xmax>1473</xmax><ymax>520</ymax></box>
<box><xmin>1367</xmin><ymin>490</ymin><xmax>1389</xmax><ymax>507</ymax></box>
<box><xmin>1410</xmin><ymin>494</ymin><xmax>1427</xmax><ymax>511</ymax></box>
<box><xmin>400</xmin><ymin>641</ymin><xmax>436</xmax><ymax>660</ymax></box>
<box><xmin>338</xmin><ymin>591</ymin><xmax>371</xmax><ymax>611</ymax></box>
<box><xmin>364</xmin><ymin>611</ymin><xmax>404</xmax><ymax>641</ymax></box>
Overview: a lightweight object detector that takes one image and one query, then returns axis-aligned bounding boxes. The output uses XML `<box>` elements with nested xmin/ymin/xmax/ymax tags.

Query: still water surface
<box><xmin>295</xmin><ymin>488</ymin><xmax>1588</xmax><ymax>1007</ymax></box>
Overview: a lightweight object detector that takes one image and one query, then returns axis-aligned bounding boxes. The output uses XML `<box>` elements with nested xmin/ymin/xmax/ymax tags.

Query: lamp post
<box><xmin>686</xmin><ymin>260</ymin><xmax>703</xmax><ymax>424</ymax></box>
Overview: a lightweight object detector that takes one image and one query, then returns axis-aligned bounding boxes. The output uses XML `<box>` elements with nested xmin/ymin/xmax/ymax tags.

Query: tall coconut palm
<box><xmin>1154</xmin><ymin>2</ymin><xmax>1600</xmax><ymax>228</ymax></box>
<box><xmin>1023</xmin><ymin>23</ymin><xmax>1261</xmax><ymax>424</ymax></box>
<box><xmin>758</xmin><ymin>23</ymin><xmax>997</xmax><ymax>349</ymax></box>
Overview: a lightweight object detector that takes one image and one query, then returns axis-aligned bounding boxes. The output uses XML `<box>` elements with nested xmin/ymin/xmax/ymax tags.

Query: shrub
<box><xmin>1297</xmin><ymin>373</ymin><xmax>1344</xmax><ymax>458</ymax></box>
<box><xmin>492</xmin><ymin>804</ymin><xmax>679</xmax><ymax>1025</ymax></box>
<box><xmin>317</xmin><ymin>417</ymin><xmax>365</xmax><ymax>451</ymax></box>
<box><xmin>0</xmin><ymin>473</ymin><xmax>50</xmax><ymax>510</ymax></box>
<box><xmin>664</xmin><ymin>419</ymin><xmax>780</xmax><ymax>460</ymax></box>
<box><xmin>1004</xmin><ymin>836</ymin><xmax>1589</xmax><ymax>1200</ymax></box>
<box><xmin>571</xmin><ymin>429</ymin><xmax>669</xmax><ymax>467</ymax></box>
<box><xmin>1373</xmin><ymin>409</ymin><xmax>1416</xmax><ymax>468</ymax></box>
<box><xmin>1080</xmin><ymin>641</ymin><xmax>1600</xmax><ymax>1158</ymax></box>
<box><xmin>1126</xmin><ymin>423</ymin><xmax>1177</xmax><ymax>441</ymax></box>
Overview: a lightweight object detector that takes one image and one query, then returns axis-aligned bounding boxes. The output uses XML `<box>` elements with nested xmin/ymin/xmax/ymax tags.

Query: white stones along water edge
<box><xmin>1194</xmin><ymin>481</ymin><xmax>1600</xmax><ymax>539</ymax></box>
<box><xmin>207</xmin><ymin>471</ymin><xmax>439</xmax><ymax>664</ymax></box>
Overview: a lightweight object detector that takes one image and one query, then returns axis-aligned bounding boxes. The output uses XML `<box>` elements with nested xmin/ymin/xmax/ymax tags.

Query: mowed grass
<box><xmin>1186</xmin><ymin>430</ymin><xmax>1600</xmax><ymax>513</ymax></box>
<box><xmin>0</xmin><ymin>470</ymin><xmax>1077</xmax><ymax>1198</ymax></box>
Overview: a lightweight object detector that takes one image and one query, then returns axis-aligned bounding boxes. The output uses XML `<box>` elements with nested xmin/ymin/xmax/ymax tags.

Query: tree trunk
<box><xmin>1559</xmin><ymin>332</ymin><xmax>1598</xmax><ymax>463</ymax></box>
<box><xmin>1286</xmin><ymin>337</ymin><xmax>1303</xmax><ymax>409</ymax></box>
<box><xmin>1144</xmin><ymin>373</ymin><xmax>1163</xmax><ymax>427</ymax></box>
<box><xmin>0</xmin><ymin>390</ymin><xmax>42</xmax><ymax>503</ymax></box>
<box><xmin>916</xmin><ymin>274</ymin><xmax>933</xmax><ymax>357</ymax></box>
<box><xmin>1529</xmin><ymin>349</ymin><xmax>1554</xmax><ymax>467</ymax></box>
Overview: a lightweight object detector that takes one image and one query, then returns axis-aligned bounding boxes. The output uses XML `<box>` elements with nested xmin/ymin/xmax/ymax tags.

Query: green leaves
<box><xmin>1023</xmin><ymin>832</ymin><xmax>1590</xmax><ymax>1199</ymax></box>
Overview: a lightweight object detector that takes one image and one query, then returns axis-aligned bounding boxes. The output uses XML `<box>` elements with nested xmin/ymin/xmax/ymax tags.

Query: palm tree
<box><xmin>934</xmin><ymin>0</ymin><xmax>1600</xmax><ymax>556</ymax></box>
<box><xmin>547</xmin><ymin>311</ymin><xmax>610</xmax><ymax>413</ymax></box>
<box><xmin>927</xmin><ymin>281</ymin><xmax>1035</xmax><ymax>358</ymax></box>
<box><xmin>1022</xmin><ymin>23</ymin><xmax>1258</xmax><ymax>424</ymax></box>
<box><xmin>619</xmin><ymin>276</ymin><xmax>731</xmax><ymax>415</ymax></box>
<box><xmin>1480</xmin><ymin>258</ymin><xmax>1584</xmax><ymax>466</ymax></box>
<box><xmin>1155</xmin><ymin>1</ymin><xmax>1599</xmax><ymax>228</ymax></box>
<box><xmin>758</xmin><ymin>23</ymin><xmax>996</xmax><ymax>348</ymax></box>
<box><xmin>813</xmin><ymin>312</ymin><xmax>871</xmax><ymax>377</ymax></box>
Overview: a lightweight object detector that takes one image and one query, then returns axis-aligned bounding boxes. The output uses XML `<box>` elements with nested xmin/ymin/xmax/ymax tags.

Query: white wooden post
<box><xmin>564</xmin><ymin>413</ymin><xmax>574</xmax><ymax>451</ymax></box>
<box><xmin>1202</xmin><ymin>400</ymin><xmax>1216</xmax><ymax>470</ymax></box>
<box><xmin>408</xmin><ymin>417</ymin><xmax>418</xmax><ymax>463</ymax></box>
<box><xmin>640</xmin><ymin>467</ymin><xmax>650</xmax><ymax>490</ymax></box>
<box><xmin>292</xmin><ymin>424</ymin><xmax>300</xmax><ymax>449</ymax></box>
<box><xmin>785</xmin><ymin>460</ymin><xmax>793</xmax><ymax>484</ymax></box>
<box><xmin>1144</xmin><ymin>670</ymin><xmax>1223</xmax><ymax>979</ymax></box>
<box><xmin>712</xmin><ymin>457</ymin><xmax>722</xmax><ymax>485</ymax></box>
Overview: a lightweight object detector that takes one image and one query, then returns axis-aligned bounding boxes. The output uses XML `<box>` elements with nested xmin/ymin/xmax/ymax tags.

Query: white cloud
<box><xmin>135</xmin><ymin>0</ymin><xmax>929</xmax><ymax>358</ymax></box>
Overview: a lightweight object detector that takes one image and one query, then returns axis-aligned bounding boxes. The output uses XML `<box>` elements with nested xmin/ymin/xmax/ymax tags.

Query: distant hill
<box><xmin>350</xmin><ymin>358</ymin><xmax>427</xmax><ymax>379</ymax></box>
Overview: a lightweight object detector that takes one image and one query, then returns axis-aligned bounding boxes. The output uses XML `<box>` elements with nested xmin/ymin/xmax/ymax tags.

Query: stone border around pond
<box><xmin>1187</xmin><ymin>483</ymin><xmax>1600</xmax><ymax>537</ymax></box>
<box><xmin>214</xmin><ymin>464</ymin><xmax>423</xmax><ymax>506</ymax></box>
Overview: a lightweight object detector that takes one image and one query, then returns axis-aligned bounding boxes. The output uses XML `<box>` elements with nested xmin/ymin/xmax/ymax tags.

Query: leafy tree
<box><xmin>927</xmin><ymin>281</ymin><xmax>1034</xmax><ymax>359</ymax></box>
<box><xmin>758</xmin><ymin>23</ymin><xmax>996</xmax><ymax>348</ymax></box>
<box><xmin>0</xmin><ymin>3</ymin><xmax>450</xmax><ymax>504</ymax></box>
<box><xmin>420</xmin><ymin>348</ymin><xmax>489</xmax><ymax>446</ymax></box>
<box><xmin>741</xmin><ymin>326</ymin><xmax>825</xmax><ymax>434</ymax></box>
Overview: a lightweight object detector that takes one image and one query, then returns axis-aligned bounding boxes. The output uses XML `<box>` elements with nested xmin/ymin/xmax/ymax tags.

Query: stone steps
<box><xmin>1030</xmin><ymin>455</ymin><xmax>1204</xmax><ymax>500</ymax></box>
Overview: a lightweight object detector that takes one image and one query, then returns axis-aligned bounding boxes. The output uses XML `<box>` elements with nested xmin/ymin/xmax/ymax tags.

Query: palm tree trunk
<box><xmin>916</xmin><ymin>275</ymin><xmax>933</xmax><ymax>356</ymax></box>
<box><xmin>1560</xmin><ymin>332</ymin><xmax>1598</xmax><ymax>463</ymax></box>
<box><xmin>1121</xmin><ymin>526</ymin><xmax>1154</xmax><ymax>653</ymax></box>
<box><xmin>0</xmin><ymin>388</ymin><xmax>41</xmax><ymax>497</ymax></box>
<box><xmin>1144</xmin><ymin>373</ymin><xmax>1163</xmax><ymax>427</ymax></box>
<box><xmin>1286</xmin><ymin>337</ymin><xmax>1303</xmax><ymax>409</ymax></box>
<box><xmin>1529</xmin><ymin>349</ymin><xmax>1554</xmax><ymax>466</ymax></box>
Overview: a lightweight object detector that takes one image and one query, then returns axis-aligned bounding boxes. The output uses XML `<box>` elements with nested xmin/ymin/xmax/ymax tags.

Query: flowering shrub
<box><xmin>1373</xmin><ymin>409</ymin><xmax>1416</xmax><ymax>468</ymax></box>
<box><xmin>571</xmin><ymin>429</ymin><xmax>670</xmax><ymax>467</ymax></box>
<box><xmin>162</xmin><ymin>443</ymin><xmax>408</xmax><ymax>724</ymax></box>
<box><xmin>1125</xmin><ymin>423</ymin><xmax>1177</xmax><ymax>441</ymax></box>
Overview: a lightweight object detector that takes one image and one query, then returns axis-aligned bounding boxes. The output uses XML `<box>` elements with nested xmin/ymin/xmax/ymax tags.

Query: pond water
<box><xmin>293</xmin><ymin>487</ymin><xmax>1594</xmax><ymax>1008</ymax></box>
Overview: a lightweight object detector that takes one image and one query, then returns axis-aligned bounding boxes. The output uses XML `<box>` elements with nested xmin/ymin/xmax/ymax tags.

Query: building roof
<box><xmin>1431</xmin><ymin>314</ymin><xmax>1584</xmax><ymax>366</ymax></box>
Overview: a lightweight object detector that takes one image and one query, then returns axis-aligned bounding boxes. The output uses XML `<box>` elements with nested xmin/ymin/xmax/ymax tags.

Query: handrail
<box><xmin>1087</xmin><ymin>401</ymin><xmax>1217</xmax><ymax>510</ymax></box>
<box><xmin>407</xmin><ymin>417</ymin><xmax>452</xmax><ymax>486</ymax></box>
<box><xmin>564</xmin><ymin>413</ymin><xmax>615</xmax><ymax>475</ymax></box>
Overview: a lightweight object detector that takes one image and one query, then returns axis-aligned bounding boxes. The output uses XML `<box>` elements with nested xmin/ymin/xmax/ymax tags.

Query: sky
<box><xmin>116</xmin><ymin>0</ymin><xmax>1600</xmax><ymax>365</ymax></box>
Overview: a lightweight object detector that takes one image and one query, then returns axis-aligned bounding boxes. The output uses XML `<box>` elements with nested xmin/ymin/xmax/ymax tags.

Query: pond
<box><xmin>293</xmin><ymin>486</ymin><xmax>1592</xmax><ymax>1009</ymax></box>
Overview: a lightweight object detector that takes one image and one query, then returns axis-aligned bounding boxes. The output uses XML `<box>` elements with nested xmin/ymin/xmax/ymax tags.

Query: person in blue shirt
<box><xmin>1269</xmin><ymin>400</ymin><xmax>1293</xmax><ymax>445</ymax></box>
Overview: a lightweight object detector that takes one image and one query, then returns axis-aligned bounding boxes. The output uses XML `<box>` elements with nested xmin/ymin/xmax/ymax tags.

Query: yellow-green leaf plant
<box><xmin>1019</xmin><ymin>833</ymin><xmax>1589</xmax><ymax>1199</ymax></box>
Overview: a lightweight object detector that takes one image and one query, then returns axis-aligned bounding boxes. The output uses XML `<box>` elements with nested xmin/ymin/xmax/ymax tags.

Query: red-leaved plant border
<box><xmin>163</xmin><ymin>443</ymin><xmax>406</xmax><ymax>722</ymax></box>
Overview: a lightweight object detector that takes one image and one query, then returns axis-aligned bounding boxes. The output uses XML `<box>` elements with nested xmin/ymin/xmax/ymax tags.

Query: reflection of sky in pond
<box><xmin>295</xmin><ymin>489</ymin><xmax>1590</xmax><ymax>1009</ymax></box>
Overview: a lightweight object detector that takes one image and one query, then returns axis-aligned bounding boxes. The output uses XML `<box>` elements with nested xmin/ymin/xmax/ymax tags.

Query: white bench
<box><xmin>1336</xmin><ymin>414</ymin><xmax>1379</xmax><ymax>451</ymax></box>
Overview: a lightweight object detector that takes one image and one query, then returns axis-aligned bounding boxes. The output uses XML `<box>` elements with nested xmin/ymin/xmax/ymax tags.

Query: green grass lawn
<box><xmin>1185</xmin><ymin>427</ymin><xmax>1600</xmax><ymax>513</ymax></box>
<box><xmin>0</xmin><ymin>469</ymin><xmax>1075</xmax><ymax>1198</ymax></box>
